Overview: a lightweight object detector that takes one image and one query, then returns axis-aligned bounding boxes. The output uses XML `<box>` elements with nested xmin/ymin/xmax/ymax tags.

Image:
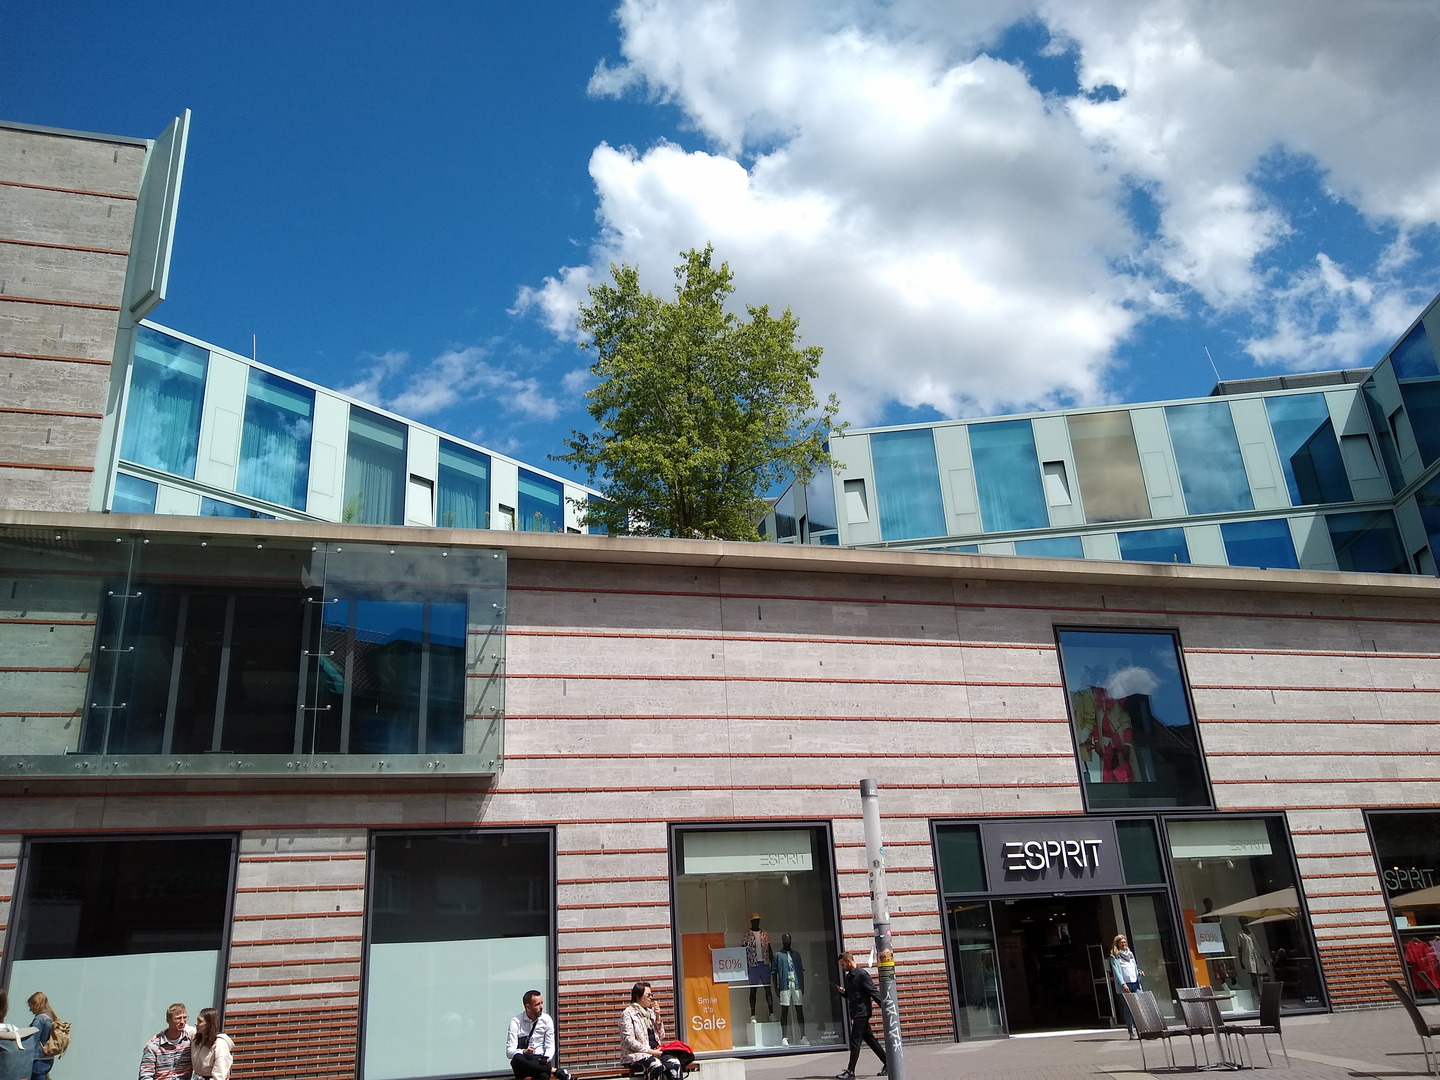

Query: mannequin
<box><xmin>773</xmin><ymin>932</ymin><xmax>806</xmax><ymax>1044</ymax></box>
<box><xmin>742</xmin><ymin>914</ymin><xmax>774</xmax><ymax>1019</ymax></box>
<box><xmin>1237</xmin><ymin>917</ymin><xmax>1267</xmax><ymax>989</ymax></box>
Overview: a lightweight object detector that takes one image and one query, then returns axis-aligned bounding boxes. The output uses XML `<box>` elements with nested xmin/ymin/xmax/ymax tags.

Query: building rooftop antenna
<box><xmin>1205</xmin><ymin>346</ymin><xmax>1222</xmax><ymax>384</ymax></box>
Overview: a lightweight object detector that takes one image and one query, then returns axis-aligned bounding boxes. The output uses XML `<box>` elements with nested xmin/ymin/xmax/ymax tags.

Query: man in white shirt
<box><xmin>506</xmin><ymin>990</ymin><xmax>571</xmax><ymax>1080</ymax></box>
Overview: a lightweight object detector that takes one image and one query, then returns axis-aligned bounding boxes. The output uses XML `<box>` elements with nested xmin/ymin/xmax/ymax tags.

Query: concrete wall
<box><xmin>0</xmin><ymin>124</ymin><xmax>145</xmax><ymax>510</ymax></box>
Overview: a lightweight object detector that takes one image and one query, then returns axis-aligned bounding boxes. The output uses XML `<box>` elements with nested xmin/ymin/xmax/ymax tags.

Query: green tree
<box><xmin>557</xmin><ymin>246</ymin><xmax>840</xmax><ymax>540</ymax></box>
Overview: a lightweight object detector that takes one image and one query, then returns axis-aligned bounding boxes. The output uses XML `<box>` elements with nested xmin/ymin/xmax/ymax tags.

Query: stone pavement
<box><xmin>740</xmin><ymin>1006</ymin><xmax>1436</xmax><ymax>1080</ymax></box>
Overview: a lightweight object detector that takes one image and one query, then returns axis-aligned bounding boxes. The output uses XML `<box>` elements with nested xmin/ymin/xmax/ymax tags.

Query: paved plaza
<box><xmin>742</xmin><ymin>1006</ymin><xmax>1437</xmax><ymax>1080</ymax></box>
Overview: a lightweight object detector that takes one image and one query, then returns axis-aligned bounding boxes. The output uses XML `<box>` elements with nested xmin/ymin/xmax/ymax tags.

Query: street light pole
<box><xmin>860</xmin><ymin>779</ymin><xmax>905</xmax><ymax>1080</ymax></box>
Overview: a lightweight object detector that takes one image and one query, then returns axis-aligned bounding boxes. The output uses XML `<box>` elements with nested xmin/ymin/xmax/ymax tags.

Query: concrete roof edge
<box><xmin>0</xmin><ymin>119</ymin><xmax>152</xmax><ymax>147</ymax></box>
<box><xmin>4</xmin><ymin>509</ymin><xmax>1437</xmax><ymax>599</ymax></box>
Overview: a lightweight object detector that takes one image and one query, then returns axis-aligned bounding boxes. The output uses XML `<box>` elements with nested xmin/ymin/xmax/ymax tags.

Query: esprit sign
<box><xmin>979</xmin><ymin>819</ymin><xmax>1125</xmax><ymax>895</ymax></box>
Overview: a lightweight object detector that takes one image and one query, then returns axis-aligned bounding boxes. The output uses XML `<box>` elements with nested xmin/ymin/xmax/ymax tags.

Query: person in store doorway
<box><xmin>1110</xmin><ymin>935</ymin><xmax>1145</xmax><ymax>1038</ymax></box>
<box><xmin>835</xmin><ymin>952</ymin><xmax>886</xmax><ymax>1080</ymax></box>
<box><xmin>507</xmin><ymin>990</ymin><xmax>571</xmax><ymax>1080</ymax></box>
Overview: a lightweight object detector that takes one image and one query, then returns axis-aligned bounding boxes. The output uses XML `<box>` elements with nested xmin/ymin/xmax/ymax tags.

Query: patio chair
<box><xmin>1122</xmin><ymin>990</ymin><xmax>1183</xmax><ymax>1072</ymax></box>
<box><xmin>1387</xmin><ymin>978</ymin><xmax>1440</xmax><ymax>1076</ymax></box>
<box><xmin>1178</xmin><ymin>986</ymin><xmax>1245</xmax><ymax>1067</ymax></box>
<box><xmin>1227</xmin><ymin>981</ymin><xmax>1290</xmax><ymax>1067</ymax></box>
<box><xmin>1175</xmin><ymin>994</ymin><xmax>1216</xmax><ymax>1067</ymax></box>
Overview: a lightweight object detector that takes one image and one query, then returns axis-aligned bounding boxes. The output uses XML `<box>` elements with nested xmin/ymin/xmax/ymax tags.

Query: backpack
<box><xmin>41</xmin><ymin>1020</ymin><xmax>70</xmax><ymax>1059</ymax></box>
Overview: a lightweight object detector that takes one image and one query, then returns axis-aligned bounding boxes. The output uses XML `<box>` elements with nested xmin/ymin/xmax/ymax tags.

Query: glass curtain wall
<box><xmin>1390</xmin><ymin>324</ymin><xmax>1440</xmax><ymax>466</ymax></box>
<box><xmin>1166</xmin><ymin>817</ymin><xmax>1324</xmax><ymax>1013</ymax></box>
<box><xmin>1055</xmin><ymin>628</ymin><xmax>1211</xmax><ymax>810</ymax></box>
<box><xmin>1118</xmin><ymin>527</ymin><xmax>1190</xmax><ymax>564</ymax></box>
<box><xmin>237</xmin><ymin>368</ymin><xmax>314</xmax><ymax>510</ymax></box>
<box><xmin>969</xmin><ymin>420</ymin><xmax>1048</xmax><ymax>533</ymax></box>
<box><xmin>518</xmin><ymin>469</ymin><xmax>564</xmax><ymax>533</ymax></box>
<box><xmin>1220</xmin><ymin>519</ymin><xmax>1299</xmax><ymax>570</ymax></box>
<box><xmin>345</xmin><ymin>409</ymin><xmax>408</xmax><ymax>525</ymax></box>
<box><xmin>1263</xmin><ymin>394</ymin><xmax>1352</xmax><ymax>506</ymax></box>
<box><xmin>1066</xmin><ymin>411</ymin><xmax>1152</xmax><ymax>523</ymax></box>
<box><xmin>804</xmin><ymin>468</ymin><xmax>838</xmax><ymax>544</ymax></box>
<box><xmin>1014</xmin><ymin>536</ymin><xmax>1083</xmax><ymax>558</ymax></box>
<box><xmin>200</xmin><ymin>497</ymin><xmax>275</xmax><ymax>519</ymax></box>
<box><xmin>1368</xmin><ymin>810</ymin><xmax>1440</xmax><ymax>1002</ymax></box>
<box><xmin>1325</xmin><ymin>510</ymin><xmax>1410</xmax><ymax>573</ymax></box>
<box><xmin>1165</xmin><ymin>403</ymin><xmax>1254</xmax><ymax>515</ymax></box>
<box><xmin>119</xmin><ymin>327</ymin><xmax>209</xmax><ymax>477</ymax></box>
<box><xmin>869</xmin><ymin>428</ymin><xmax>946</xmax><ymax>540</ymax></box>
<box><xmin>362</xmin><ymin>830</ymin><xmax>554</xmax><ymax>1080</ymax></box>
<box><xmin>1418</xmin><ymin>475</ymin><xmax>1440</xmax><ymax>561</ymax></box>
<box><xmin>7</xmin><ymin>837</ymin><xmax>234</xmax><ymax>1080</ymax></box>
<box><xmin>673</xmin><ymin>826</ymin><xmax>843</xmax><ymax>1053</ymax></box>
<box><xmin>437</xmin><ymin>440</ymin><xmax>490</xmax><ymax>529</ymax></box>
<box><xmin>1361</xmin><ymin>365</ymin><xmax>1405</xmax><ymax>492</ymax></box>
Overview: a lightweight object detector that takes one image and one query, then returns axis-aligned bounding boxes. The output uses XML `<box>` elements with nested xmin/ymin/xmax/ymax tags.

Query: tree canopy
<box><xmin>557</xmin><ymin>246</ymin><xmax>840</xmax><ymax>540</ymax></box>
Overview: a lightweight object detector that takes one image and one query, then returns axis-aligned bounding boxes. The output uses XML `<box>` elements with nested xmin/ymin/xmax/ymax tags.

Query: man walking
<box><xmin>139</xmin><ymin>1003</ymin><xmax>194</xmax><ymax>1080</ymax></box>
<box><xmin>835</xmin><ymin>952</ymin><xmax>887</xmax><ymax>1080</ymax></box>
<box><xmin>506</xmin><ymin>990</ymin><xmax>571</xmax><ymax>1080</ymax></box>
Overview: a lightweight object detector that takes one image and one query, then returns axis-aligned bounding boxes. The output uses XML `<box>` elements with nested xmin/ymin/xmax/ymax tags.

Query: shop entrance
<box><xmin>993</xmin><ymin>895</ymin><xmax>1117</xmax><ymax>1032</ymax></box>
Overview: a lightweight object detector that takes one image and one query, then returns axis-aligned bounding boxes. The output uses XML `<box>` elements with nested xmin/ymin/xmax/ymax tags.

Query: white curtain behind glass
<box><xmin>119</xmin><ymin>344</ymin><xmax>207</xmax><ymax>478</ymax></box>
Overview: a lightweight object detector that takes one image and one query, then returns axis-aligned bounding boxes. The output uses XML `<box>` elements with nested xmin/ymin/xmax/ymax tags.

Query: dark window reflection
<box><xmin>1263</xmin><ymin>394</ymin><xmax>1352</xmax><ymax>506</ymax></box>
<box><xmin>1057</xmin><ymin>628</ymin><xmax>1210</xmax><ymax>809</ymax></box>
<box><xmin>1418</xmin><ymin>474</ymin><xmax>1440</xmax><ymax>568</ymax></box>
<box><xmin>1398</xmin><ymin>381</ymin><xmax>1440</xmax><ymax>466</ymax></box>
<box><xmin>1370</xmin><ymin>811</ymin><xmax>1440</xmax><ymax>1002</ymax></box>
<box><xmin>1326</xmin><ymin>510</ymin><xmax>1410</xmax><ymax>574</ymax></box>
<box><xmin>82</xmin><ymin>587</ymin><xmax>182</xmax><ymax>754</ymax></box>
<box><xmin>1221</xmin><ymin>519</ymin><xmax>1299</xmax><ymax>570</ymax></box>
<box><xmin>1361</xmin><ymin>370</ymin><xmax>1404</xmax><ymax>492</ymax></box>
<box><xmin>1118</xmin><ymin>527</ymin><xmax>1190</xmax><ymax>564</ymax></box>
<box><xmin>220</xmin><ymin>594</ymin><xmax>307</xmax><ymax>753</ymax></box>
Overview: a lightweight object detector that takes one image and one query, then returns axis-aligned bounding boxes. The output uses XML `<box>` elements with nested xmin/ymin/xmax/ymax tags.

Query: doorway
<box><xmin>993</xmin><ymin>895</ymin><xmax>1118</xmax><ymax>1032</ymax></box>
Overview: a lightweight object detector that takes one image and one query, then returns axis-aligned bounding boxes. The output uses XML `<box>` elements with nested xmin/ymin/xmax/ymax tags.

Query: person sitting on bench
<box><xmin>507</xmin><ymin>990</ymin><xmax>571</xmax><ymax>1080</ymax></box>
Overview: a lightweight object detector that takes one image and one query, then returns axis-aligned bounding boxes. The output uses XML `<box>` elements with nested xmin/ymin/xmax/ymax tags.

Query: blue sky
<box><xmin>5</xmin><ymin>2</ymin><xmax>1439</xmax><ymax>486</ymax></box>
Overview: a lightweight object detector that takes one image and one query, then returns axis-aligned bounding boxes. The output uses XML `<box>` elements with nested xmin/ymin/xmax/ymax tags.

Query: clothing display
<box><xmin>1405</xmin><ymin>937</ymin><xmax>1440</xmax><ymax>993</ymax></box>
<box><xmin>775</xmin><ymin>937</ymin><xmax>807</xmax><ymax>1041</ymax></box>
<box><xmin>744</xmin><ymin>917</ymin><xmax>775</xmax><ymax>1018</ymax></box>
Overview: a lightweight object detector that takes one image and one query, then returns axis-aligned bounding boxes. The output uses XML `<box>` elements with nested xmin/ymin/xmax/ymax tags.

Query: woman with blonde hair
<box><xmin>190</xmin><ymin>1008</ymin><xmax>234</xmax><ymax>1080</ymax></box>
<box><xmin>1110</xmin><ymin>934</ymin><xmax>1145</xmax><ymax>1038</ymax></box>
<box><xmin>26</xmin><ymin>993</ymin><xmax>58</xmax><ymax>1080</ymax></box>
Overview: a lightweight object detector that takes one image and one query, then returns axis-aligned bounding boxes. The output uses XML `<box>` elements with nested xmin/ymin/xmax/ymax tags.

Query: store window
<box><xmin>1368</xmin><ymin>810</ymin><xmax>1440</xmax><ymax>1002</ymax></box>
<box><xmin>673</xmin><ymin>826</ymin><xmax>843</xmax><ymax>1053</ymax></box>
<box><xmin>518</xmin><ymin>468</ymin><xmax>564</xmax><ymax>532</ymax></box>
<box><xmin>1220</xmin><ymin>519</ymin><xmax>1299</xmax><ymax>570</ymax></box>
<box><xmin>437</xmin><ymin>440</ymin><xmax>490</xmax><ymax>529</ymax></box>
<box><xmin>236</xmin><ymin>368</ymin><xmax>314</xmax><ymax>510</ymax></box>
<box><xmin>8</xmin><ymin>836</ymin><xmax>235</xmax><ymax>1080</ymax></box>
<box><xmin>969</xmin><ymin>420</ymin><xmax>1048</xmax><ymax>533</ymax></box>
<box><xmin>345</xmin><ymin>408</ymin><xmax>408</xmax><ymax>525</ymax></box>
<box><xmin>1117</xmin><ymin>527</ymin><xmax>1190</xmax><ymax>565</ymax></box>
<box><xmin>1263</xmin><ymin>394</ymin><xmax>1352</xmax><ymax>506</ymax></box>
<box><xmin>1167</xmin><ymin>816</ymin><xmax>1323</xmax><ymax>1013</ymax></box>
<box><xmin>1326</xmin><ymin>509</ymin><xmax>1410</xmax><ymax>574</ymax></box>
<box><xmin>1165</xmin><ymin>402</ymin><xmax>1255</xmax><ymax>515</ymax></box>
<box><xmin>870</xmin><ymin>428</ymin><xmax>946</xmax><ymax>540</ymax></box>
<box><xmin>1056</xmin><ymin>629</ymin><xmax>1211</xmax><ymax>810</ymax></box>
<box><xmin>363</xmin><ymin>830</ymin><xmax>553</xmax><ymax>1080</ymax></box>
<box><xmin>119</xmin><ymin>327</ymin><xmax>209</xmax><ymax>478</ymax></box>
<box><xmin>1067</xmin><ymin>411</ymin><xmax>1152</xmax><ymax>524</ymax></box>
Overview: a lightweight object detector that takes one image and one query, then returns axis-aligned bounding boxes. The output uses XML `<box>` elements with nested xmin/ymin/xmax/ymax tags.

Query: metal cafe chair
<box><xmin>1387</xmin><ymin>978</ymin><xmax>1440</xmax><ymax>1076</ymax></box>
<box><xmin>1227</xmin><ymin>981</ymin><xmax>1290</xmax><ymax>1067</ymax></box>
<box><xmin>1175</xmin><ymin>995</ymin><xmax>1217</xmax><ymax>1067</ymax></box>
<box><xmin>1121</xmin><ymin>990</ymin><xmax>1190</xmax><ymax>1071</ymax></box>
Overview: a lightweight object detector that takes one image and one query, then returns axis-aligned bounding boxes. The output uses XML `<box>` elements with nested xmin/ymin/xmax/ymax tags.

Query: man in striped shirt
<box><xmin>139</xmin><ymin>1003</ymin><xmax>194</xmax><ymax>1080</ymax></box>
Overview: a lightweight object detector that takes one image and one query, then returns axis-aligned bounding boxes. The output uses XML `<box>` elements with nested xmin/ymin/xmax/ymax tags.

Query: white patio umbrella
<box><xmin>1202</xmin><ymin>886</ymin><xmax>1300</xmax><ymax>920</ymax></box>
<box><xmin>1389</xmin><ymin>884</ymin><xmax>1440</xmax><ymax>909</ymax></box>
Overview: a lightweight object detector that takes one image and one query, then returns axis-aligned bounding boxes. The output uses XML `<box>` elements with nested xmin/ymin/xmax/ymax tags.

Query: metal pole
<box><xmin>860</xmin><ymin>779</ymin><xmax>905</xmax><ymax>1080</ymax></box>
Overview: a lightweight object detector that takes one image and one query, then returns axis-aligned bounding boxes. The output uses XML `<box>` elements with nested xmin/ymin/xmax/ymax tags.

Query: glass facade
<box><xmin>237</xmin><ymin>368</ymin><xmax>314</xmax><ymax>510</ymax></box>
<box><xmin>1014</xmin><ymin>536</ymin><xmax>1084</xmax><ymax>558</ymax></box>
<box><xmin>870</xmin><ymin>428</ymin><xmax>947</xmax><ymax>540</ymax></box>
<box><xmin>345</xmin><ymin>408</ymin><xmax>408</xmax><ymax>525</ymax></box>
<box><xmin>775</xmin><ymin>485</ymin><xmax>798</xmax><ymax>541</ymax></box>
<box><xmin>1067</xmin><ymin>411</ymin><xmax>1151</xmax><ymax>523</ymax></box>
<box><xmin>518</xmin><ymin>468</ymin><xmax>565</xmax><ymax>532</ymax></box>
<box><xmin>200</xmin><ymin>496</ymin><xmax>275</xmax><ymax>519</ymax></box>
<box><xmin>1056</xmin><ymin>628</ymin><xmax>1210</xmax><ymax>810</ymax></box>
<box><xmin>672</xmin><ymin>826</ymin><xmax>843</xmax><ymax>1052</ymax></box>
<box><xmin>969</xmin><ymin>420</ymin><xmax>1048</xmax><ymax>533</ymax></box>
<box><xmin>1220</xmin><ymin>519</ymin><xmax>1299</xmax><ymax>570</ymax></box>
<box><xmin>1264</xmin><ymin>394</ymin><xmax>1352</xmax><ymax>506</ymax></box>
<box><xmin>8</xmin><ymin>836</ymin><xmax>235</xmax><ymax>1080</ymax></box>
<box><xmin>1361</xmin><ymin>367</ymin><xmax>1405</xmax><ymax>493</ymax></box>
<box><xmin>363</xmin><ymin>830</ymin><xmax>553</xmax><ymax>1079</ymax></box>
<box><xmin>1369</xmin><ymin>810</ymin><xmax>1440</xmax><ymax>1002</ymax></box>
<box><xmin>1167</xmin><ymin>817</ymin><xmax>1324</xmax><ymax>1012</ymax></box>
<box><xmin>804</xmin><ymin>468</ymin><xmax>838</xmax><ymax>543</ymax></box>
<box><xmin>1418</xmin><ymin>474</ymin><xmax>1440</xmax><ymax>560</ymax></box>
<box><xmin>1165</xmin><ymin>402</ymin><xmax>1254</xmax><ymax>515</ymax></box>
<box><xmin>112</xmin><ymin>472</ymin><xmax>159</xmax><ymax>514</ymax></box>
<box><xmin>1391</xmin><ymin>323</ymin><xmax>1440</xmax><ymax>466</ymax></box>
<box><xmin>437</xmin><ymin>440</ymin><xmax>490</xmax><ymax>529</ymax></box>
<box><xmin>119</xmin><ymin>327</ymin><xmax>209</xmax><ymax>478</ymax></box>
<box><xmin>1326</xmin><ymin>510</ymin><xmax>1409</xmax><ymax>574</ymax></box>
<box><xmin>1117</xmin><ymin>527</ymin><xmax>1190</xmax><ymax>564</ymax></box>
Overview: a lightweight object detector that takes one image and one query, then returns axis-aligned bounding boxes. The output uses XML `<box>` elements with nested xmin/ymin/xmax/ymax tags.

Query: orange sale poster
<box><xmin>681</xmin><ymin>932</ymin><xmax>734</xmax><ymax>1052</ymax></box>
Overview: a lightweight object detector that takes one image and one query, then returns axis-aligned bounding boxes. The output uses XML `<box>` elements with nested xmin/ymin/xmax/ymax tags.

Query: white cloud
<box><xmin>340</xmin><ymin>349</ymin><xmax>408</xmax><ymax>406</ymax></box>
<box><xmin>349</xmin><ymin>345</ymin><xmax>561</xmax><ymax>422</ymax></box>
<box><xmin>520</xmin><ymin>0</ymin><xmax>1440</xmax><ymax>419</ymax></box>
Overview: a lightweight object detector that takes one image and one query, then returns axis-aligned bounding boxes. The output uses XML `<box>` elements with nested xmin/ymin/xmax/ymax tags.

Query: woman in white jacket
<box><xmin>191</xmin><ymin>1008</ymin><xmax>234</xmax><ymax>1080</ymax></box>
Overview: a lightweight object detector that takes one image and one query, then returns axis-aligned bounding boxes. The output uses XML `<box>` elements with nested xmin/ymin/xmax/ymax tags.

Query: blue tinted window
<box><xmin>437</xmin><ymin>441</ymin><xmax>490</xmax><ymax>529</ymax></box>
<box><xmin>1417</xmin><ymin>474</ymin><xmax>1440</xmax><ymax>568</ymax></box>
<box><xmin>587</xmin><ymin>494</ymin><xmax>610</xmax><ymax>535</ymax></box>
<box><xmin>112</xmin><ymin>473</ymin><xmax>158</xmax><ymax>514</ymax></box>
<box><xmin>1398</xmin><ymin>382</ymin><xmax>1440</xmax><ymax>466</ymax></box>
<box><xmin>805</xmin><ymin>467</ymin><xmax>838</xmax><ymax>537</ymax></box>
<box><xmin>120</xmin><ymin>327</ymin><xmax>209</xmax><ymax>478</ymax></box>
<box><xmin>870</xmin><ymin>428</ymin><xmax>946</xmax><ymax>540</ymax></box>
<box><xmin>1118</xmin><ymin>527</ymin><xmax>1190</xmax><ymax>564</ymax></box>
<box><xmin>1264</xmin><ymin>394</ymin><xmax>1352</xmax><ymax>506</ymax></box>
<box><xmin>1361</xmin><ymin>372</ymin><xmax>1403</xmax><ymax>492</ymax></box>
<box><xmin>237</xmin><ymin>369</ymin><xmax>314</xmax><ymax>510</ymax></box>
<box><xmin>1165</xmin><ymin>402</ymin><xmax>1254</xmax><ymax>514</ymax></box>
<box><xmin>969</xmin><ymin>420</ymin><xmax>1048</xmax><ymax>533</ymax></box>
<box><xmin>518</xmin><ymin>469</ymin><xmax>563</xmax><ymax>532</ymax></box>
<box><xmin>1326</xmin><ymin>510</ymin><xmax>1410</xmax><ymax>574</ymax></box>
<box><xmin>775</xmin><ymin>485</ymin><xmax>798</xmax><ymax>540</ymax></box>
<box><xmin>1014</xmin><ymin>536</ymin><xmax>1084</xmax><ymax>558</ymax></box>
<box><xmin>200</xmin><ymin>497</ymin><xmax>275</xmax><ymax>519</ymax></box>
<box><xmin>344</xmin><ymin>408</ymin><xmax>407</xmax><ymax>525</ymax></box>
<box><xmin>1221</xmin><ymin>519</ymin><xmax>1298</xmax><ymax>569</ymax></box>
<box><xmin>1390</xmin><ymin>323</ymin><xmax>1439</xmax><ymax>380</ymax></box>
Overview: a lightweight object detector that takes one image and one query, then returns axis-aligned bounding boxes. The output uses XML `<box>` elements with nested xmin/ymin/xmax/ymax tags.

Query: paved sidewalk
<box><xmin>740</xmin><ymin>1006</ymin><xmax>1435</xmax><ymax>1080</ymax></box>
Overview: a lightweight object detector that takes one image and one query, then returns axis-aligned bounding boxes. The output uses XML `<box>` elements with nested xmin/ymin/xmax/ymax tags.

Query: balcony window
<box><xmin>345</xmin><ymin>408</ymin><xmax>408</xmax><ymax>525</ymax></box>
<box><xmin>518</xmin><ymin>469</ymin><xmax>564</xmax><ymax>532</ymax></box>
<box><xmin>1263</xmin><ymin>394</ymin><xmax>1352</xmax><ymax>506</ymax></box>
<box><xmin>870</xmin><ymin>427</ymin><xmax>947</xmax><ymax>540</ymax></box>
<box><xmin>1118</xmin><ymin>526</ymin><xmax>1190</xmax><ymax>564</ymax></box>
<box><xmin>237</xmin><ymin>368</ymin><xmax>314</xmax><ymax>510</ymax></box>
<box><xmin>1220</xmin><ymin>519</ymin><xmax>1299</xmax><ymax>570</ymax></box>
<box><xmin>969</xmin><ymin>419</ymin><xmax>1048</xmax><ymax>533</ymax></box>
<box><xmin>437</xmin><ymin>440</ymin><xmax>490</xmax><ymax>529</ymax></box>
<box><xmin>119</xmin><ymin>327</ymin><xmax>208</xmax><ymax>478</ymax></box>
<box><xmin>1165</xmin><ymin>402</ymin><xmax>1254</xmax><ymax>515</ymax></box>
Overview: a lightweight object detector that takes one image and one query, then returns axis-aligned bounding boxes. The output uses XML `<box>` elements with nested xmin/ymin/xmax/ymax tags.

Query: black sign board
<box><xmin>979</xmin><ymin>818</ymin><xmax>1125</xmax><ymax>895</ymax></box>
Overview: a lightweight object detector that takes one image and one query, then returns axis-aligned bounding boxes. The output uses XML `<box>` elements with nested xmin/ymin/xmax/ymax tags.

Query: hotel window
<box><xmin>119</xmin><ymin>326</ymin><xmax>209</xmax><ymax>478</ymax></box>
<box><xmin>1368</xmin><ymin>810</ymin><xmax>1440</xmax><ymax>1002</ymax></box>
<box><xmin>363</xmin><ymin>830</ymin><xmax>554</xmax><ymax>1080</ymax></box>
<box><xmin>437</xmin><ymin>440</ymin><xmax>490</xmax><ymax>529</ymax></box>
<box><xmin>1167</xmin><ymin>816</ymin><xmax>1324</xmax><ymax>1013</ymax></box>
<box><xmin>1165</xmin><ymin>402</ymin><xmax>1255</xmax><ymax>515</ymax></box>
<box><xmin>870</xmin><ymin>428</ymin><xmax>946</xmax><ymax>540</ymax></box>
<box><xmin>672</xmin><ymin>825</ymin><xmax>844</xmax><ymax>1054</ymax></box>
<box><xmin>237</xmin><ymin>368</ymin><xmax>314</xmax><ymax>510</ymax></box>
<box><xmin>969</xmin><ymin>420</ymin><xmax>1048</xmax><ymax>533</ymax></box>
<box><xmin>1118</xmin><ymin>526</ymin><xmax>1190</xmax><ymax>564</ymax></box>
<box><xmin>1067</xmin><ymin>411</ymin><xmax>1152</xmax><ymax>523</ymax></box>
<box><xmin>1326</xmin><ymin>509</ymin><xmax>1410</xmax><ymax>574</ymax></box>
<box><xmin>1220</xmin><ymin>519</ymin><xmax>1298</xmax><ymax>570</ymax></box>
<box><xmin>1056</xmin><ymin>628</ymin><xmax>1211</xmax><ymax>810</ymax></box>
<box><xmin>345</xmin><ymin>408</ymin><xmax>408</xmax><ymax>525</ymax></box>
<box><xmin>517</xmin><ymin>469</ymin><xmax>564</xmax><ymax>532</ymax></box>
<box><xmin>1263</xmin><ymin>394</ymin><xmax>1352</xmax><ymax>506</ymax></box>
<box><xmin>9</xmin><ymin>836</ymin><xmax>235</xmax><ymax>1080</ymax></box>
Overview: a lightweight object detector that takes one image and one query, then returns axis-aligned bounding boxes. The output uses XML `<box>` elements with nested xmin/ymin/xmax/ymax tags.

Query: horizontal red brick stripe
<box><xmin>230</xmin><ymin>935</ymin><xmax>363</xmax><ymax>946</ymax></box>
<box><xmin>504</xmin><ymin>671</ymin><xmax>1062</xmax><ymax>687</ymax></box>
<box><xmin>238</xmin><ymin>853</ymin><xmax>368</xmax><ymax>862</ymax></box>
<box><xmin>1214</xmin><ymin>776</ymin><xmax>1439</xmax><ymax>785</ymax></box>
<box><xmin>510</xmin><ymin>628</ymin><xmax>1055</xmax><ymax>651</ymax></box>
<box><xmin>561</xmin><ymin>847</ymin><xmax>668</xmax><ymax>856</ymax></box>
<box><xmin>0</xmin><ymin>666</ymin><xmax>88</xmax><ymax>673</ymax></box>
<box><xmin>225</xmin><ymin>990</ymin><xmax>359</xmax><ymax>1004</ymax></box>
<box><xmin>1200</xmin><ymin>716</ymin><xmax>1440</xmax><ymax>725</ymax></box>
<box><xmin>235</xmin><ymin>882</ymin><xmax>365</xmax><ymax>892</ymax></box>
<box><xmin>0</xmin><ymin>711</ymin><xmax>82</xmax><ymax>717</ymax></box>
<box><xmin>507</xmin><ymin>713</ymin><xmax>1067</xmax><ymax>723</ymax></box>
<box><xmin>0</xmin><ymin>236</ymin><xmax>129</xmax><ymax>256</ymax></box>
<box><xmin>558</xmin><ymin>942</ymin><xmax>672</xmax><ymax>955</ymax></box>
<box><xmin>0</xmin><ymin>406</ymin><xmax>104</xmax><ymax>419</ymax></box>
<box><xmin>559</xmin><ymin>874</ymin><xmax>668</xmax><ymax>885</ymax></box>
<box><xmin>519</xmin><ymin>751</ymin><xmax>1070</xmax><ymax>761</ymax></box>
<box><xmin>0</xmin><ymin>294</ymin><xmax>120</xmax><ymax>311</ymax></box>
<box><xmin>0</xmin><ymin>461</ymin><xmax>94</xmax><ymax>472</ymax></box>
<box><xmin>558</xmin><ymin>900</ymin><xmax>669</xmax><ymax>910</ymax></box>
<box><xmin>0</xmin><ymin>618</ymin><xmax>96</xmax><ymax>625</ymax></box>
<box><xmin>1190</xmin><ymin>646</ymin><xmax>1440</xmax><ymax>660</ymax></box>
<box><xmin>1195</xmin><ymin>683</ymin><xmax>1440</xmax><ymax>693</ymax></box>
<box><xmin>1209</xmin><ymin>750</ymin><xmax>1440</xmax><ymax>757</ymax></box>
<box><xmin>232</xmin><ymin>910</ymin><xmax>362</xmax><ymax>921</ymax></box>
<box><xmin>0</xmin><ymin>178</ymin><xmax>139</xmax><ymax>200</ymax></box>
<box><xmin>560</xmin><ymin>923</ymin><xmax>671</xmax><ymax>934</ymax></box>
<box><xmin>228</xmin><ymin>955</ymin><xmax>360</xmax><ymax>969</ymax></box>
